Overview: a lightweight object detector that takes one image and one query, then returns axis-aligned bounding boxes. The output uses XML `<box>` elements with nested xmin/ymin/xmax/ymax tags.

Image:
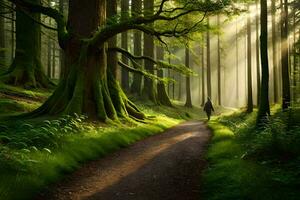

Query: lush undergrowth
<box><xmin>202</xmin><ymin>106</ymin><xmax>300</xmax><ymax>200</ymax></box>
<box><xmin>0</xmin><ymin>84</ymin><xmax>214</xmax><ymax>200</ymax></box>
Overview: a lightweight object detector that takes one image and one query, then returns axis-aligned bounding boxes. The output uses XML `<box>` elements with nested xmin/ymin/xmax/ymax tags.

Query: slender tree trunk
<box><xmin>130</xmin><ymin>0</ymin><xmax>143</xmax><ymax>95</ymax></box>
<box><xmin>121</xmin><ymin>0</ymin><xmax>130</xmax><ymax>91</ymax></box>
<box><xmin>207</xmin><ymin>17</ymin><xmax>212</xmax><ymax>99</ymax></box>
<box><xmin>47</xmin><ymin>38</ymin><xmax>52</xmax><ymax>77</ymax></box>
<box><xmin>0</xmin><ymin>0</ymin><xmax>6</xmax><ymax>72</ymax></box>
<box><xmin>59</xmin><ymin>0</ymin><xmax>65</xmax><ymax>79</ymax></box>
<box><xmin>1</xmin><ymin>0</ymin><xmax>52</xmax><ymax>88</ymax></box>
<box><xmin>256</xmin><ymin>0</ymin><xmax>261</xmax><ymax>106</ymax></box>
<box><xmin>247</xmin><ymin>5</ymin><xmax>253</xmax><ymax>113</ymax></box>
<box><xmin>272</xmin><ymin>0</ymin><xmax>278</xmax><ymax>103</ymax></box>
<box><xmin>185</xmin><ymin>46</ymin><xmax>192</xmax><ymax>107</ymax></box>
<box><xmin>258</xmin><ymin>0</ymin><xmax>271</xmax><ymax>123</ymax></box>
<box><xmin>281</xmin><ymin>0</ymin><xmax>291</xmax><ymax>109</ymax></box>
<box><xmin>157</xmin><ymin>46</ymin><xmax>172</xmax><ymax>106</ymax></box>
<box><xmin>143</xmin><ymin>0</ymin><xmax>157</xmax><ymax>102</ymax></box>
<box><xmin>236</xmin><ymin>20</ymin><xmax>239</xmax><ymax>107</ymax></box>
<box><xmin>201</xmin><ymin>42</ymin><xmax>205</xmax><ymax>106</ymax></box>
<box><xmin>11</xmin><ymin>3</ymin><xmax>15</xmax><ymax>61</ymax></box>
<box><xmin>217</xmin><ymin>14</ymin><xmax>221</xmax><ymax>106</ymax></box>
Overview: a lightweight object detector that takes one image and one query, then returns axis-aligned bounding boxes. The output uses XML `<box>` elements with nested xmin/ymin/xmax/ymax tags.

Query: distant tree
<box><xmin>156</xmin><ymin>46</ymin><xmax>172</xmax><ymax>107</ymax></box>
<box><xmin>201</xmin><ymin>41</ymin><xmax>205</xmax><ymax>106</ymax></box>
<box><xmin>255</xmin><ymin>0</ymin><xmax>261</xmax><ymax>106</ymax></box>
<box><xmin>257</xmin><ymin>0</ymin><xmax>271</xmax><ymax>123</ymax></box>
<box><xmin>281</xmin><ymin>0</ymin><xmax>290</xmax><ymax>109</ymax></box>
<box><xmin>130</xmin><ymin>0</ymin><xmax>143</xmax><ymax>95</ymax></box>
<box><xmin>247</xmin><ymin>5</ymin><xmax>253</xmax><ymax>113</ymax></box>
<box><xmin>206</xmin><ymin>17</ymin><xmax>212</xmax><ymax>99</ymax></box>
<box><xmin>1</xmin><ymin>0</ymin><xmax>52</xmax><ymax>88</ymax></box>
<box><xmin>236</xmin><ymin>20</ymin><xmax>239</xmax><ymax>106</ymax></box>
<box><xmin>217</xmin><ymin>14</ymin><xmax>221</xmax><ymax>106</ymax></box>
<box><xmin>271</xmin><ymin>0</ymin><xmax>279</xmax><ymax>103</ymax></box>
<box><xmin>185</xmin><ymin>46</ymin><xmax>192</xmax><ymax>107</ymax></box>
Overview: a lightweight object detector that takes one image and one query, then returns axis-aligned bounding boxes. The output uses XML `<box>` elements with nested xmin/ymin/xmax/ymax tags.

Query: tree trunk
<box><xmin>52</xmin><ymin>42</ymin><xmax>56</xmax><ymax>78</ymax></box>
<box><xmin>0</xmin><ymin>0</ymin><xmax>5</xmax><ymax>72</ymax></box>
<box><xmin>156</xmin><ymin>46</ymin><xmax>172</xmax><ymax>107</ymax></box>
<box><xmin>1</xmin><ymin>0</ymin><xmax>52</xmax><ymax>88</ymax></box>
<box><xmin>271</xmin><ymin>0</ymin><xmax>279</xmax><ymax>103</ymax></box>
<box><xmin>59</xmin><ymin>0</ymin><xmax>66</xmax><ymax>79</ymax></box>
<box><xmin>217</xmin><ymin>14</ymin><xmax>221</xmax><ymax>106</ymax></box>
<box><xmin>121</xmin><ymin>0</ymin><xmax>130</xmax><ymax>91</ymax></box>
<box><xmin>30</xmin><ymin>0</ymin><xmax>144</xmax><ymax>121</ymax></box>
<box><xmin>130</xmin><ymin>0</ymin><xmax>143</xmax><ymax>95</ymax></box>
<box><xmin>258</xmin><ymin>0</ymin><xmax>271</xmax><ymax>123</ymax></box>
<box><xmin>142</xmin><ymin>0</ymin><xmax>157</xmax><ymax>103</ymax></box>
<box><xmin>236</xmin><ymin>20</ymin><xmax>239</xmax><ymax>107</ymax></box>
<box><xmin>201</xmin><ymin>42</ymin><xmax>205</xmax><ymax>106</ymax></box>
<box><xmin>207</xmin><ymin>17</ymin><xmax>212</xmax><ymax>99</ymax></box>
<box><xmin>281</xmin><ymin>0</ymin><xmax>290</xmax><ymax>109</ymax></box>
<box><xmin>256</xmin><ymin>0</ymin><xmax>261</xmax><ymax>106</ymax></box>
<box><xmin>185</xmin><ymin>46</ymin><xmax>192</xmax><ymax>108</ymax></box>
<box><xmin>247</xmin><ymin>6</ymin><xmax>253</xmax><ymax>113</ymax></box>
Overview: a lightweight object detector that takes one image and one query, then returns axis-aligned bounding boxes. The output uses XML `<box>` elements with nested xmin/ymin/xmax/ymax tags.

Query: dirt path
<box><xmin>37</xmin><ymin>121</ymin><xmax>211</xmax><ymax>200</ymax></box>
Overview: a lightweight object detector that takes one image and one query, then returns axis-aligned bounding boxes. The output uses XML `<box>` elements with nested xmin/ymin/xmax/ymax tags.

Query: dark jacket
<box><xmin>204</xmin><ymin>100</ymin><xmax>214</xmax><ymax>114</ymax></box>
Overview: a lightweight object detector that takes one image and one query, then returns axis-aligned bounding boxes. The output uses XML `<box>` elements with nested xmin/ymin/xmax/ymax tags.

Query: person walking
<box><xmin>203</xmin><ymin>97</ymin><xmax>214</xmax><ymax>121</ymax></box>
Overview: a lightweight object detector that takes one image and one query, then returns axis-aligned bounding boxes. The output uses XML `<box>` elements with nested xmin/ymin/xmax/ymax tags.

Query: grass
<box><xmin>0</xmin><ymin>83</ymin><xmax>225</xmax><ymax>200</ymax></box>
<box><xmin>202</xmin><ymin>106</ymin><xmax>300</xmax><ymax>200</ymax></box>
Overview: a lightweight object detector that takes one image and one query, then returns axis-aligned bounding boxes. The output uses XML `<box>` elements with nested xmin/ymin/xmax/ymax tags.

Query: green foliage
<box><xmin>202</xmin><ymin>107</ymin><xmax>300</xmax><ymax>200</ymax></box>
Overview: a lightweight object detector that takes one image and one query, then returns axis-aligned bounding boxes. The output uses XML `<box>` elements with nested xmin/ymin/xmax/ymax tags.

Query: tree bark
<box><xmin>130</xmin><ymin>0</ymin><xmax>143</xmax><ymax>95</ymax></box>
<box><xmin>0</xmin><ymin>0</ymin><xmax>5</xmax><ymax>72</ymax></box>
<box><xmin>281</xmin><ymin>0</ymin><xmax>290</xmax><ymax>109</ymax></box>
<box><xmin>121</xmin><ymin>0</ymin><xmax>130</xmax><ymax>91</ymax></box>
<box><xmin>156</xmin><ymin>46</ymin><xmax>172</xmax><ymax>107</ymax></box>
<box><xmin>256</xmin><ymin>0</ymin><xmax>261</xmax><ymax>106</ymax></box>
<box><xmin>217</xmin><ymin>14</ymin><xmax>221</xmax><ymax>106</ymax></box>
<box><xmin>185</xmin><ymin>46</ymin><xmax>192</xmax><ymax>107</ymax></box>
<box><xmin>1</xmin><ymin>0</ymin><xmax>52</xmax><ymax>88</ymax></box>
<box><xmin>247</xmin><ymin>5</ymin><xmax>253</xmax><ymax>113</ymax></box>
<box><xmin>258</xmin><ymin>0</ymin><xmax>271</xmax><ymax>123</ymax></box>
<box><xmin>206</xmin><ymin>17</ymin><xmax>212</xmax><ymax>99</ymax></box>
<box><xmin>271</xmin><ymin>0</ymin><xmax>278</xmax><ymax>103</ymax></box>
<box><xmin>142</xmin><ymin>0</ymin><xmax>157</xmax><ymax>103</ymax></box>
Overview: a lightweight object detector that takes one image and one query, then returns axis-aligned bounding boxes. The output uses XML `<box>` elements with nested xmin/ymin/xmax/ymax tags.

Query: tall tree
<box><xmin>0</xmin><ymin>0</ymin><xmax>5</xmax><ymax>71</ymax></box>
<box><xmin>1</xmin><ymin>0</ymin><xmax>52</xmax><ymax>88</ymax></box>
<box><xmin>217</xmin><ymin>14</ymin><xmax>221</xmax><ymax>105</ymax></box>
<box><xmin>130</xmin><ymin>0</ymin><xmax>142</xmax><ymax>95</ymax></box>
<box><xmin>206</xmin><ymin>17</ymin><xmax>212</xmax><ymax>99</ymax></box>
<box><xmin>185</xmin><ymin>46</ymin><xmax>192</xmax><ymax>107</ymax></box>
<box><xmin>271</xmin><ymin>0</ymin><xmax>279</xmax><ymax>103</ymax></box>
<box><xmin>256</xmin><ymin>0</ymin><xmax>261</xmax><ymax>106</ymax></box>
<box><xmin>236</xmin><ymin>20</ymin><xmax>239</xmax><ymax>106</ymax></box>
<box><xmin>258</xmin><ymin>0</ymin><xmax>271</xmax><ymax>123</ymax></box>
<box><xmin>201</xmin><ymin>42</ymin><xmax>205</xmax><ymax>106</ymax></box>
<box><xmin>156</xmin><ymin>46</ymin><xmax>172</xmax><ymax>107</ymax></box>
<box><xmin>281</xmin><ymin>0</ymin><xmax>291</xmax><ymax>109</ymax></box>
<box><xmin>143</xmin><ymin>0</ymin><xmax>157</xmax><ymax>103</ymax></box>
<box><xmin>247</xmin><ymin>5</ymin><xmax>253</xmax><ymax>113</ymax></box>
<box><xmin>121</xmin><ymin>0</ymin><xmax>130</xmax><ymax>91</ymax></box>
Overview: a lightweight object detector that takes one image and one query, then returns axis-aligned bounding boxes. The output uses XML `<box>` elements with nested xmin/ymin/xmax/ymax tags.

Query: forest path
<box><xmin>37</xmin><ymin>121</ymin><xmax>211</xmax><ymax>200</ymax></box>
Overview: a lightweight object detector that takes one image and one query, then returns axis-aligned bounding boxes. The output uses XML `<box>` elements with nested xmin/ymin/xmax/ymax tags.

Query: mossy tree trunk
<box><xmin>142</xmin><ymin>0</ymin><xmax>157</xmax><ymax>103</ymax></box>
<box><xmin>185</xmin><ymin>46</ymin><xmax>192</xmax><ymax>108</ymax></box>
<box><xmin>130</xmin><ymin>0</ymin><xmax>143</xmax><ymax>95</ymax></box>
<box><xmin>30</xmin><ymin>0</ymin><xmax>144</xmax><ymax>121</ymax></box>
<box><xmin>156</xmin><ymin>46</ymin><xmax>172</xmax><ymax>107</ymax></box>
<box><xmin>1</xmin><ymin>0</ymin><xmax>52</xmax><ymax>88</ymax></box>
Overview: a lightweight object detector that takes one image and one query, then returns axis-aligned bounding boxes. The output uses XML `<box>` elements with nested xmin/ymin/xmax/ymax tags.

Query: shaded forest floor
<box><xmin>202</xmin><ymin>106</ymin><xmax>300</xmax><ymax>200</ymax></box>
<box><xmin>0</xmin><ymin>83</ymin><xmax>228</xmax><ymax>200</ymax></box>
